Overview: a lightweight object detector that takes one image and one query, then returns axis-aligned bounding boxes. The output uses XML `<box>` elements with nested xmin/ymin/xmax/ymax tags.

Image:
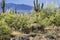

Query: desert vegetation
<box><xmin>0</xmin><ymin>0</ymin><xmax>60</xmax><ymax>40</ymax></box>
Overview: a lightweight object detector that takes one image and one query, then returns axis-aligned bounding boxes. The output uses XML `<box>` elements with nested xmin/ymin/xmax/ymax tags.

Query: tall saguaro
<box><xmin>33</xmin><ymin>0</ymin><xmax>40</xmax><ymax>12</ymax></box>
<box><xmin>1</xmin><ymin>0</ymin><xmax>5</xmax><ymax>13</ymax></box>
<box><xmin>33</xmin><ymin>0</ymin><xmax>44</xmax><ymax>12</ymax></box>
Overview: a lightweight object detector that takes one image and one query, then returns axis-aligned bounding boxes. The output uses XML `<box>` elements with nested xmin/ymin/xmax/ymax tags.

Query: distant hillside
<box><xmin>0</xmin><ymin>3</ymin><xmax>33</xmax><ymax>12</ymax></box>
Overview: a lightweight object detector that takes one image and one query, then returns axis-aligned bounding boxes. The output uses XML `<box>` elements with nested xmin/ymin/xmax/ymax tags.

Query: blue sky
<box><xmin>0</xmin><ymin>0</ymin><xmax>60</xmax><ymax>6</ymax></box>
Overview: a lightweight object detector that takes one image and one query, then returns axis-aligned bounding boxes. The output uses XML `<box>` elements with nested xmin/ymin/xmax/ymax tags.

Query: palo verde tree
<box><xmin>1</xmin><ymin>0</ymin><xmax>5</xmax><ymax>13</ymax></box>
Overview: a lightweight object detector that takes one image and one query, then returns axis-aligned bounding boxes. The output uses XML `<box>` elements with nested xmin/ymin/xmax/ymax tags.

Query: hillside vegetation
<box><xmin>0</xmin><ymin>7</ymin><xmax>60</xmax><ymax>40</ymax></box>
<box><xmin>0</xmin><ymin>0</ymin><xmax>60</xmax><ymax>40</ymax></box>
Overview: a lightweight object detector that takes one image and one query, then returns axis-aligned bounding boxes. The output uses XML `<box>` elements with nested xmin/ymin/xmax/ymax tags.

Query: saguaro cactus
<box><xmin>41</xmin><ymin>3</ymin><xmax>44</xmax><ymax>9</ymax></box>
<box><xmin>33</xmin><ymin>0</ymin><xmax>44</xmax><ymax>12</ymax></box>
<box><xmin>33</xmin><ymin>0</ymin><xmax>40</xmax><ymax>12</ymax></box>
<box><xmin>1</xmin><ymin>0</ymin><xmax>5</xmax><ymax>13</ymax></box>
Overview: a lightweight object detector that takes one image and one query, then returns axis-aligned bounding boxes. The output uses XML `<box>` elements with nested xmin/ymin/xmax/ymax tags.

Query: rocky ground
<box><xmin>5</xmin><ymin>29</ymin><xmax>60</xmax><ymax>40</ymax></box>
<box><xmin>5</xmin><ymin>23</ymin><xmax>60</xmax><ymax>40</ymax></box>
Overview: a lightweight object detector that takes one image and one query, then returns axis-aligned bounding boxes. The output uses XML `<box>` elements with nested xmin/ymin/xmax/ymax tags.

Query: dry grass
<box><xmin>11</xmin><ymin>31</ymin><xmax>22</xmax><ymax>36</ymax></box>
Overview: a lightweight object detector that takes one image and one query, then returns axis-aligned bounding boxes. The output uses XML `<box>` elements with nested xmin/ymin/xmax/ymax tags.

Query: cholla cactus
<box><xmin>1</xmin><ymin>0</ymin><xmax>5</xmax><ymax>13</ymax></box>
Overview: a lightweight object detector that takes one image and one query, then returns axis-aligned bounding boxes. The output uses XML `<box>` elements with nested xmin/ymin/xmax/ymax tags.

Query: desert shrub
<box><xmin>0</xmin><ymin>10</ymin><xmax>35</xmax><ymax>32</ymax></box>
<box><xmin>0</xmin><ymin>18</ymin><xmax>11</xmax><ymax>40</ymax></box>
<box><xmin>31</xmin><ymin>9</ymin><xmax>56</xmax><ymax>27</ymax></box>
<box><xmin>45</xmin><ymin>30</ymin><xmax>56</xmax><ymax>39</ymax></box>
<box><xmin>0</xmin><ymin>6</ymin><xmax>60</xmax><ymax>39</ymax></box>
<box><xmin>54</xmin><ymin>8</ymin><xmax>60</xmax><ymax>26</ymax></box>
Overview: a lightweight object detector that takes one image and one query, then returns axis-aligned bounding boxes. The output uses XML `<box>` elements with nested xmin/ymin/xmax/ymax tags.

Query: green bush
<box><xmin>54</xmin><ymin>8</ymin><xmax>60</xmax><ymax>26</ymax></box>
<box><xmin>0</xmin><ymin>6</ymin><xmax>60</xmax><ymax>39</ymax></box>
<box><xmin>0</xmin><ymin>19</ymin><xmax>11</xmax><ymax>40</ymax></box>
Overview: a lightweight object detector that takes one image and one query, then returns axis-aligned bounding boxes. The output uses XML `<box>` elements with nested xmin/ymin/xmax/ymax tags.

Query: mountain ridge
<box><xmin>0</xmin><ymin>3</ymin><xmax>33</xmax><ymax>12</ymax></box>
